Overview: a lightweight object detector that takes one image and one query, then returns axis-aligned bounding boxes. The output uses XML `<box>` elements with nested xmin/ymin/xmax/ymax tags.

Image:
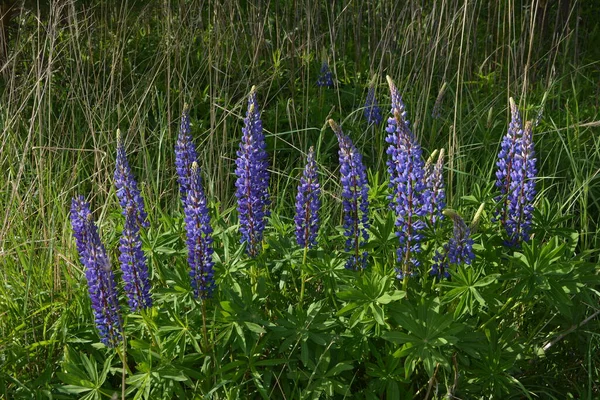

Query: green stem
<box><xmin>299</xmin><ymin>245</ymin><xmax>308</xmax><ymax>307</ymax></box>
<box><xmin>201</xmin><ymin>299</ymin><xmax>209</xmax><ymax>353</ymax></box>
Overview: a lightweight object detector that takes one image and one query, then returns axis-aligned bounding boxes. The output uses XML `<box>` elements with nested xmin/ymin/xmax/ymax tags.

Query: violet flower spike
<box><xmin>70</xmin><ymin>196</ymin><xmax>122</xmax><ymax>347</ymax></box>
<box><xmin>119</xmin><ymin>206</ymin><xmax>153</xmax><ymax>311</ymax></box>
<box><xmin>495</xmin><ymin>98</ymin><xmax>523</xmax><ymax>226</ymax></box>
<box><xmin>364</xmin><ymin>83</ymin><xmax>383</xmax><ymax>125</ymax></box>
<box><xmin>385</xmin><ymin>76</ymin><xmax>431</xmax><ymax>279</ymax></box>
<box><xmin>444</xmin><ymin>210</ymin><xmax>475</xmax><ymax>266</ymax></box>
<box><xmin>185</xmin><ymin>162</ymin><xmax>216</xmax><ymax>299</ymax></box>
<box><xmin>234</xmin><ymin>86</ymin><xmax>271</xmax><ymax>257</ymax></box>
<box><xmin>295</xmin><ymin>146</ymin><xmax>321</xmax><ymax>249</ymax></box>
<box><xmin>505</xmin><ymin>121</ymin><xmax>537</xmax><ymax>245</ymax></box>
<box><xmin>430</xmin><ymin>250</ymin><xmax>450</xmax><ymax>281</ymax></box>
<box><xmin>316</xmin><ymin>61</ymin><xmax>334</xmax><ymax>88</ymax></box>
<box><xmin>175</xmin><ymin>104</ymin><xmax>198</xmax><ymax>206</ymax></box>
<box><xmin>424</xmin><ymin>148</ymin><xmax>446</xmax><ymax>225</ymax></box>
<box><xmin>329</xmin><ymin>119</ymin><xmax>370</xmax><ymax>270</ymax></box>
<box><xmin>115</xmin><ymin>130</ymin><xmax>148</xmax><ymax>228</ymax></box>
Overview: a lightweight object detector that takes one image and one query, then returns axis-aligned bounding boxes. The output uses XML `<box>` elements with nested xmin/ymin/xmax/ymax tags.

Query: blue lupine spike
<box><xmin>295</xmin><ymin>146</ymin><xmax>321</xmax><ymax>249</ymax></box>
<box><xmin>444</xmin><ymin>210</ymin><xmax>475</xmax><ymax>266</ymax></box>
<box><xmin>424</xmin><ymin>148</ymin><xmax>446</xmax><ymax>225</ymax></box>
<box><xmin>329</xmin><ymin>119</ymin><xmax>370</xmax><ymax>270</ymax></box>
<box><xmin>118</xmin><ymin>206</ymin><xmax>152</xmax><ymax>311</ymax></box>
<box><xmin>364</xmin><ymin>82</ymin><xmax>383</xmax><ymax>125</ymax></box>
<box><xmin>115</xmin><ymin>130</ymin><xmax>149</xmax><ymax>228</ymax></box>
<box><xmin>185</xmin><ymin>162</ymin><xmax>215</xmax><ymax>299</ymax></box>
<box><xmin>385</xmin><ymin>76</ymin><xmax>431</xmax><ymax>279</ymax></box>
<box><xmin>495</xmin><ymin>99</ymin><xmax>537</xmax><ymax>246</ymax></box>
<box><xmin>495</xmin><ymin>98</ymin><xmax>523</xmax><ymax>223</ymax></box>
<box><xmin>70</xmin><ymin>196</ymin><xmax>122</xmax><ymax>347</ymax></box>
<box><xmin>316</xmin><ymin>61</ymin><xmax>334</xmax><ymax>88</ymax></box>
<box><xmin>234</xmin><ymin>86</ymin><xmax>271</xmax><ymax>257</ymax></box>
<box><xmin>175</xmin><ymin>104</ymin><xmax>198</xmax><ymax>205</ymax></box>
<box><xmin>505</xmin><ymin>120</ymin><xmax>537</xmax><ymax>245</ymax></box>
<box><xmin>430</xmin><ymin>250</ymin><xmax>450</xmax><ymax>280</ymax></box>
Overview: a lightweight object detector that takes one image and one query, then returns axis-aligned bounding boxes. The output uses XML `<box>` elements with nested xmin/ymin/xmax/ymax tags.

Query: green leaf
<box><xmin>245</xmin><ymin>321</ymin><xmax>267</xmax><ymax>334</ymax></box>
<box><xmin>376</xmin><ymin>290</ymin><xmax>406</xmax><ymax>304</ymax></box>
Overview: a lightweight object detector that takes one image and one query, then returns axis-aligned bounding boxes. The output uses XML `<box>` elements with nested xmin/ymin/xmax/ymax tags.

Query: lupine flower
<box><xmin>445</xmin><ymin>210</ymin><xmax>475</xmax><ymax>266</ymax></box>
<box><xmin>430</xmin><ymin>250</ymin><xmax>450</xmax><ymax>280</ymax></box>
<box><xmin>316</xmin><ymin>61</ymin><xmax>334</xmax><ymax>88</ymax></box>
<box><xmin>175</xmin><ymin>104</ymin><xmax>198</xmax><ymax>205</ymax></box>
<box><xmin>70</xmin><ymin>196</ymin><xmax>122</xmax><ymax>347</ymax></box>
<box><xmin>329</xmin><ymin>119</ymin><xmax>370</xmax><ymax>270</ymax></box>
<box><xmin>118</xmin><ymin>206</ymin><xmax>152</xmax><ymax>311</ymax></box>
<box><xmin>505</xmin><ymin>121</ymin><xmax>537</xmax><ymax>245</ymax></box>
<box><xmin>424</xmin><ymin>148</ymin><xmax>446</xmax><ymax>225</ymax></box>
<box><xmin>430</xmin><ymin>210</ymin><xmax>475</xmax><ymax>280</ymax></box>
<box><xmin>495</xmin><ymin>98</ymin><xmax>537</xmax><ymax>246</ymax></box>
<box><xmin>234</xmin><ymin>86</ymin><xmax>271</xmax><ymax>257</ymax></box>
<box><xmin>495</xmin><ymin>98</ymin><xmax>523</xmax><ymax>221</ymax></box>
<box><xmin>364</xmin><ymin>82</ymin><xmax>383</xmax><ymax>125</ymax></box>
<box><xmin>115</xmin><ymin>130</ymin><xmax>148</xmax><ymax>228</ymax></box>
<box><xmin>295</xmin><ymin>146</ymin><xmax>321</xmax><ymax>249</ymax></box>
<box><xmin>185</xmin><ymin>162</ymin><xmax>215</xmax><ymax>299</ymax></box>
<box><xmin>385</xmin><ymin>76</ymin><xmax>431</xmax><ymax>279</ymax></box>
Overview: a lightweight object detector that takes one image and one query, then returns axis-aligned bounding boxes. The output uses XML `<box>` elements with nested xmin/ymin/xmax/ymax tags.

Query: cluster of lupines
<box><xmin>70</xmin><ymin>197</ymin><xmax>122</xmax><ymax>347</ymax></box>
<box><xmin>495</xmin><ymin>98</ymin><xmax>537</xmax><ymax>246</ymax></box>
<box><xmin>363</xmin><ymin>80</ymin><xmax>383</xmax><ymax>125</ymax></box>
<box><xmin>295</xmin><ymin>146</ymin><xmax>321</xmax><ymax>249</ymax></box>
<box><xmin>329</xmin><ymin>119</ymin><xmax>370</xmax><ymax>270</ymax></box>
<box><xmin>234</xmin><ymin>86</ymin><xmax>271</xmax><ymax>257</ymax></box>
<box><xmin>385</xmin><ymin>76</ymin><xmax>432</xmax><ymax>279</ymax></box>
<box><xmin>175</xmin><ymin>104</ymin><xmax>198</xmax><ymax>206</ymax></box>
<box><xmin>424</xmin><ymin>148</ymin><xmax>446</xmax><ymax>225</ymax></box>
<box><xmin>115</xmin><ymin>133</ymin><xmax>153</xmax><ymax>311</ymax></box>
<box><xmin>184</xmin><ymin>162</ymin><xmax>216</xmax><ymax>298</ymax></box>
<box><xmin>430</xmin><ymin>210</ymin><xmax>475</xmax><ymax>280</ymax></box>
<box><xmin>316</xmin><ymin>61</ymin><xmax>334</xmax><ymax>88</ymax></box>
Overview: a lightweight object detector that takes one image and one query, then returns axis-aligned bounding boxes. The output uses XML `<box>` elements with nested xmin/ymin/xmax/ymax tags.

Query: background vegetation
<box><xmin>1</xmin><ymin>0</ymin><xmax>599</xmax><ymax>398</ymax></box>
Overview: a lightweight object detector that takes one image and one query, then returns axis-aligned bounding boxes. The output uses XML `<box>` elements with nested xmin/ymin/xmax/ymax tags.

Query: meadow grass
<box><xmin>1</xmin><ymin>0</ymin><xmax>599</xmax><ymax>398</ymax></box>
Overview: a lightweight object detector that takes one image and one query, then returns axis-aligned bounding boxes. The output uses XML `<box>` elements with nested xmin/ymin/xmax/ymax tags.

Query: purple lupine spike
<box><xmin>495</xmin><ymin>98</ymin><xmax>523</xmax><ymax>225</ymax></box>
<box><xmin>430</xmin><ymin>250</ymin><xmax>450</xmax><ymax>280</ymax></box>
<box><xmin>495</xmin><ymin>99</ymin><xmax>537</xmax><ymax>246</ymax></box>
<box><xmin>316</xmin><ymin>61</ymin><xmax>334</xmax><ymax>88</ymax></box>
<box><xmin>329</xmin><ymin>119</ymin><xmax>370</xmax><ymax>270</ymax></box>
<box><xmin>115</xmin><ymin>130</ymin><xmax>148</xmax><ymax>228</ymax></box>
<box><xmin>118</xmin><ymin>206</ymin><xmax>152</xmax><ymax>311</ymax></box>
<box><xmin>175</xmin><ymin>104</ymin><xmax>198</xmax><ymax>205</ymax></box>
<box><xmin>295</xmin><ymin>146</ymin><xmax>321</xmax><ymax>249</ymax></box>
<box><xmin>185</xmin><ymin>162</ymin><xmax>215</xmax><ymax>298</ymax></box>
<box><xmin>444</xmin><ymin>210</ymin><xmax>475</xmax><ymax>266</ymax></box>
<box><xmin>364</xmin><ymin>82</ymin><xmax>383</xmax><ymax>125</ymax></box>
<box><xmin>385</xmin><ymin>76</ymin><xmax>431</xmax><ymax>279</ymax></box>
<box><xmin>70</xmin><ymin>197</ymin><xmax>122</xmax><ymax>347</ymax></box>
<box><xmin>424</xmin><ymin>148</ymin><xmax>446</xmax><ymax>225</ymax></box>
<box><xmin>235</xmin><ymin>86</ymin><xmax>271</xmax><ymax>257</ymax></box>
<box><xmin>505</xmin><ymin>120</ymin><xmax>537</xmax><ymax>245</ymax></box>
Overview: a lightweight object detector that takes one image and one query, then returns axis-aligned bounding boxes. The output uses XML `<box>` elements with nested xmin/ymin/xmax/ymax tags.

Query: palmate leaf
<box><xmin>503</xmin><ymin>237</ymin><xmax>596</xmax><ymax>317</ymax></box>
<box><xmin>57</xmin><ymin>346</ymin><xmax>116</xmax><ymax>399</ymax></box>
<box><xmin>384</xmin><ymin>298</ymin><xmax>464</xmax><ymax>377</ymax></box>
<box><xmin>440</xmin><ymin>265</ymin><xmax>500</xmax><ymax>318</ymax></box>
<box><xmin>336</xmin><ymin>272</ymin><xmax>405</xmax><ymax>328</ymax></box>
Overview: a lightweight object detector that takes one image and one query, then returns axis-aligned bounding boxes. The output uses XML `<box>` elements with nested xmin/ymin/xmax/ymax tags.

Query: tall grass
<box><xmin>0</xmin><ymin>0</ymin><xmax>599</xmax><ymax>396</ymax></box>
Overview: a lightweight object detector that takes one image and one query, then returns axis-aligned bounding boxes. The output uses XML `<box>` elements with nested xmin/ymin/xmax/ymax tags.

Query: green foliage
<box><xmin>1</xmin><ymin>0</ymin><xmax>600</xmax><ymax>399</ymax></box>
